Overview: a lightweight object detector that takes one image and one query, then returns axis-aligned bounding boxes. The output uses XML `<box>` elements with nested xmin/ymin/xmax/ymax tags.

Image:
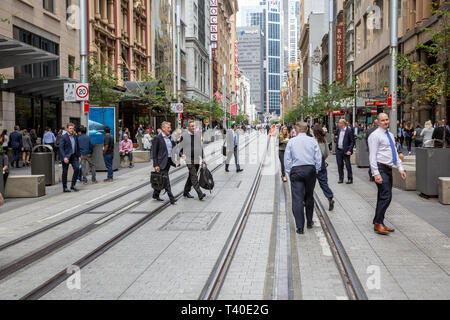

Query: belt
<box><xmin>377</xmin><ymin>162</ymin><xmax>392</xmax><ymax>169</ymax></box>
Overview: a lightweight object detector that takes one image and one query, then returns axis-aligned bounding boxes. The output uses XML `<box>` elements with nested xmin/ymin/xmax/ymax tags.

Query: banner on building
<box><xmin>231</xmin><ymin>104</ymin><xmax>238</xmax><ymax>116</ymax></box>
<box><xmin>335</xmin><ymin>25</ymin><xmax>344</xmax><ymax>82</ymax></box>
<box><xmin>210</xmin><ymin>0</ymin><xmax>218</xmax><ymax>50</ymax></box>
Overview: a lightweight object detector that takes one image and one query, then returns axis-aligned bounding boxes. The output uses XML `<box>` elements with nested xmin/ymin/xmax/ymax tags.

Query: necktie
<box><xmin>385</xmin><ymin>130</ymin><xmax>397</xmax><ymax>166</ymax></box>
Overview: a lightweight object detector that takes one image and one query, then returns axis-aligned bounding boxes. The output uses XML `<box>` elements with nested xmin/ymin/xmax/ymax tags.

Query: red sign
<box><xmin>365</xmin><ymin>100</ymin><xmax>402</xmax><ymax>107</ymax></box>
<box><xmin>83</xmin><ymin>101</ymin><xmax>89</xmax><ymax>113</ymax></box>
<box><xmin>335</xmin><ymin>25</ymin><xmax>344</xmax><ymax>82</ymax></box>
<box><xmin>231</xmin><ymin>104</ymin><xmax>238</xmax><ymax>116</ymax></box>
<box><xmin>371</xmin><ymin>108</ymin><xmax>377</xmax><ymax>115</ymax></box>
<box><xmin>387</xmin><ymin>94</ymin><xmax>392</xmax><ymax>108</ymax></box>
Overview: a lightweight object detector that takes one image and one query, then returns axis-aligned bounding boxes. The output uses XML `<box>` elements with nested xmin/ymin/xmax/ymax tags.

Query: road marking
<box><xmin>94</xmin><ymin>201</ymin><xmax>139</xmax><ymax>225</ymax></box>
<box><xmin>39</xmin><ymin>205</ymin><xmax>81</xmax><ymax>222</ymax></box>
<box><xmin>85</xmin><ymin>186</ymin><xmax>127</xmax><ymax>204</ymax></box>
<box><xmin>315</xmin><ymin>229</ymin><xmax>332</xmax><ymax>257</ymax></box>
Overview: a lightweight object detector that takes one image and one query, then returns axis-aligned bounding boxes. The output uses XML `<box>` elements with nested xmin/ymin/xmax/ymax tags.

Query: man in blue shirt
<box><xmin>285</xmin><ymin>122</ymin><xmax>322</xmax><ymax>234</ymax></box>
<box><xmin>78</xmin><ymin>126</ymin><xmax>97</xmax><ymax>184</ymax></box>
<box><xmin>43</xmin><ymin>127</ymin><xmax>57</xmax><ymax>159</ymax></box>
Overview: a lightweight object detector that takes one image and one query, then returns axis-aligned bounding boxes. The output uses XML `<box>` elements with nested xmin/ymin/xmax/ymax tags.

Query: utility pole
<box><xmin>328</xmin><ymin>0</ymin><xmax>334</xmax><ymax>135</ymax></box>
<box><xmin>177</xmin><ymin>4</ymin><xmax>182</xmax><ymax>129</ymax></box>
<box><xmin>209</xmin><ymin>45</ymin><xmax>213</xmax><ymax>128</ymax></box>
<box><xmin>80</xmin><ymin>0</ymin><xmax>88</xmax><ymax>127</ymax></box>
<box><xmin>389</xmin><ymin>0</ymin><xmax>398</xmax><ymax>135</ymax></box>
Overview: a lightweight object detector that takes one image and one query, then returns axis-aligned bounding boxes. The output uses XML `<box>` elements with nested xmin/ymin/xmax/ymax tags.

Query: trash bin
<box><xmin>31</xmin><ymin>145</ymin><xmax>55</xmax><ymax>186</ymax></box>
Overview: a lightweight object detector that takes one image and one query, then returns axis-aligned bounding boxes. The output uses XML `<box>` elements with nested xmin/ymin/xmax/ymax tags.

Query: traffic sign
<box><xmin>64</xmin><ymin>83</ymin><xmax>77</xmax><ymax>102</ymax></box>
<box><xmin>171</xmin><ymin>103</ymin><xmax>183</xmax><ymax>113</ymax></box>
<box><xmin>76</xmin><ymin>83</ymin><xmax>89</xmax><ymax>101</ymax></box>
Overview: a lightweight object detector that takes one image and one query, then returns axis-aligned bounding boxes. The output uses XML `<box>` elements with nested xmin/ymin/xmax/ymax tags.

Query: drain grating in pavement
<box><xmin>251</xmin><ymin>211</ymin><xmax>273</xmax><ymax>215</ymax></box>
<box><xmin>159</xmin><ymin>211</ymin><xmax>221</xmax><ymax>231</ymax></box>
<box><xmin>214</xmin><ymin>180</ymin><xmax>242</xmax><ymax>188</ymax></box>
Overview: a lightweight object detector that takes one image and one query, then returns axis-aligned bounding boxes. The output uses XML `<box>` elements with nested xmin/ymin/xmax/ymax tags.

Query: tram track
<box><xmin>16</xmin><ymin>133</ymin><xmax>261</xmax><ymax>299</ymax></box>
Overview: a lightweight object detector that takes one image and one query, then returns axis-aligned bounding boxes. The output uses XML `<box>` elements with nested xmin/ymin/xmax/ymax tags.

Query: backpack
<box><xmin>199</xmin><ymin>164</ymin><xmax>214</xmax><ymax>192</ymax></box>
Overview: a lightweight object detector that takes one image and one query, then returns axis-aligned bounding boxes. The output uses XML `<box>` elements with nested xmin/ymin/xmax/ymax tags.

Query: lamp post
<box><xmin>176</xmin><ymin>4</ymin><xmax>181</xmax><ymax>129</ymax></box>
<box><xmin>389</xmin><ymin>0</ymin><xmax>398</xmax><ymax>135</ymax></box>
<box><xmin>80</xmin><ymin>0</ymin><xmax>88</xmax><ymax>127</ymax></box>
<box><xmin>328</xmin><ymin>0</ymin><xmax>334</xmax><ymax>135</ymax></box>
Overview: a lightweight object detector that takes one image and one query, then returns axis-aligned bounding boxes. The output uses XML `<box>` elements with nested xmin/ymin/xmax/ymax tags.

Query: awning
<box><xmin>0</xmin><ymin>34</ymin><xmax>59</xmax><ymax>69</ymax></box>
<box><xmin>0</xmin><ymin>76</ymin><xmax>78</xmax><ymax>100</ymax></box>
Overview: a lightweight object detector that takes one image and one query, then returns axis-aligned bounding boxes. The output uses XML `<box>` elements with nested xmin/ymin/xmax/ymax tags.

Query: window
<box><xmin>68</xmin><ymin>55</ymin><xmax>75</xmax><ymax>78</ymax></box>
<box><xmin>43</xmin><ymin>0</ymin><xmax>55</xmax><ymax>13</ymax></box>
<box><xmin>66</xmin><ymin>0</ymin><xmax>72</xmax><ymax>22</ymax></box>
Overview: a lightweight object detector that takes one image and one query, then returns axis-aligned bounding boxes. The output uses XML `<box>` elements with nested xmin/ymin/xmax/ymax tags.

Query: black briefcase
<box><xmin>150</xmin><ymin>171</ymin><xmax>167</xmax><ymax>191</ymax></box>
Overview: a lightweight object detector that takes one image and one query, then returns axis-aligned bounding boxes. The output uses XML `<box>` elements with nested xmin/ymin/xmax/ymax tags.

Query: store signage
<box><xmin>335</xmin><ymin>25</ymin><xmax>344</xmax><ymax>82</ymax></box>
<box><xmin>365</xmin><ymin>100</ymin><xmax>402</xmax><ymax>107</ymax></box>
<box><xmin>210</xmin><ymin>0</ymin><xmax>218</xmax><ymax>50</ymax></box>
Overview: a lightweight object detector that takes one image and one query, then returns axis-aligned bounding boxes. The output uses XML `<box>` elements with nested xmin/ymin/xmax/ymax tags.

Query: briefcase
<box><xmin>150</xmin><ymin>171</ymin><xmax>167</xmax><ymax>191</ymax></box>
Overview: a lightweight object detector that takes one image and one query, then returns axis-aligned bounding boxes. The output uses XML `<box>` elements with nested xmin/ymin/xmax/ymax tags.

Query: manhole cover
<box><xmin>159</xmin><ymin>211</ymin><xmax>221</xmax><ymax>231</ymax></box>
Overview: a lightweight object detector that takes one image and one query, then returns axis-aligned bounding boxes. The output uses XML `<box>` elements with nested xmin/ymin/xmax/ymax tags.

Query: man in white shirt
<box><xmin>368</xmin><ymin>113</ymin><xmax>406</xmax><ymax>235</ymax></box>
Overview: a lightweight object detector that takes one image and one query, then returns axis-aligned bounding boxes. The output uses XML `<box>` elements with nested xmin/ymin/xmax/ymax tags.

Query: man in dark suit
<box><xmin>334</xmin><ymin>119</ymin><xmax>355</xmax><ymax>184</ymax></box>
<box><xmin>152</xmin><ymin>121</ymin><xmax>177</xmax><ymax>205</ymax></box>
<box><xmin>59</xmin><ymin>123</ymin><xmax>81</xmax><ymax>192</ymax></box>
<box><xmin>9</xmin><ymin>125</ymin><xmax>23</xmax><ymax>168</ymax></box>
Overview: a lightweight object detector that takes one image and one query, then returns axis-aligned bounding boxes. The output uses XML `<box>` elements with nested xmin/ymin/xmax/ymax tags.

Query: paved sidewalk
<box><xmin>316</xmin><ymin>160</ymin><xmax>450</xmax><ymax>299</ymax></box>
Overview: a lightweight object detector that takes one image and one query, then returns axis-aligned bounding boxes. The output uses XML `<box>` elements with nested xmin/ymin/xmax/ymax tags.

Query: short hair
<box><xmin>188</xmin><ymin>120</ymin><xmax>195</xmax><ymax>126</ymax></box>
<box><xmin>104</xmin><ymin>126</ymin><xmax>111</xmax><ymax>133</ymax></box>
<box><xmin>232</xmin><ymin>123</ymin><xmax>237</xmax><ymax>128</ymax></box>
<box><xmin>14</xmin><ymin>125</ymin><xmax>19</xmax><ymax>131</ymax></box>
<box><xmin>80</xmin><ymin>126</ymin><xmax>87</xmax><ymax>134</ymax></box>
<box><xmin>67</xmin><ymin>122</ymin><xmax>75</xmax><ymax>129</ymax></box>
<box><xmin>123</xmin><ymin>133</ymin><xmax>128</xmax><ymax>138</ymax></box>
<box><xmin>161</xmin><ymin>121</ymin><xmax>171</xmax><ymax>129</ymax></box>
<box><xmin>296</xmin><ymin>121</ymin><xmax>308</xmax><ymax>133</ymax></box>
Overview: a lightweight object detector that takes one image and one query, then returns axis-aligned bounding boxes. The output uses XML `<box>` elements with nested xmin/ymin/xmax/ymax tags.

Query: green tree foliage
<box><xmin>87</xmin><ymin>56</ymin><xmax>120</xmax><ymax>105</ymax></box>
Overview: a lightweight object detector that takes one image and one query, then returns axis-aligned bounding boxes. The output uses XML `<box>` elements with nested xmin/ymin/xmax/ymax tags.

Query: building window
<box><xmin>43</xmin><ymin>0</ymin><xmax>55</xmax><ymax>13</ymax></box>
<box><xmin>68</xmin><ymin>55</ymin><xmax>75</xmax><ymax>78</ymax></box>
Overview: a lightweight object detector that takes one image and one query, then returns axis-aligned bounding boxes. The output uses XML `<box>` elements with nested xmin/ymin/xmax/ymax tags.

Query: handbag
<box><xmin>199</xmin><ymin>163</ymin><xmax>214</xmax><ymax>192</ymax></box>
<box><xmin>150</xmin><ymin>171</ymin><xmax>167</xmax><ymax>191</ymax></box>
<box><xmin>222</xmin><ymin>139</ymin><xmax>227</xmax><ymax>156</ymax></box>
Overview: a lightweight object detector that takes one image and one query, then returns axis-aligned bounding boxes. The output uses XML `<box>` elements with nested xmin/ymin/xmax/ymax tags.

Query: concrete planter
<box><xmin>92</xmin><ymin>144</ymin><xmax>120</xmax><ymax>172</ymax></box>
<box><xmin>393</xmin><ymin>165</ymin><xmax>416</xmax><ymax>191</ymax></box>
<box><xmin>438</xmin><ymin>177</ymin><xmax>450</xmax><ymax>205</ymax></box>
<box><xmin>416</xmin><ymin>148</ymin><xmax>450</xmax><ymax>196</ymax></box>
<box><xmin>5</xmin><ymin>175</ymin><xmax>46</xmax><ymax>198</ymax></box>
<box><xmin>356</xmin><ymin>139</ymin><xmax>370</xmax><ymax>168</ymax></box>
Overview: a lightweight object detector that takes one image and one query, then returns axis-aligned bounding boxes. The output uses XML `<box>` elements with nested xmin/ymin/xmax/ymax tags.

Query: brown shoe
<box><xmin>374</xmin><ymin>224</ymin><xmax>389</xmax><ymax>235</ymax></box>
<box><xmin>383</xmin><ymin>225</ymin><xmax>395</xmax><ymax>232</ymax></box>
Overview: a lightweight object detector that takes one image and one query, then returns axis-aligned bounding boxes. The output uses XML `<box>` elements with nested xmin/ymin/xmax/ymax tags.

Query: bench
<box><xmin>133</xmin><ymin>150</ymin><xmax>151</xmax><ymax>163</ymax></box>
<box><xmin>393</xmin><ymin>165</ymin><xmax>416</xmax><ymax>191</ymax></box>
<box><xmin>120</xmin><ymin>155</ymin><xmax>131</xmax><ymax>168</ymax></box>
<box><xmin>438</xmin><ymin>177</ymin><xmax>450</xmax><ymax>205</ymax></box>
<box><xmin>5</xmin><ymin>175</ymin><xmax>46</xmax><ymax>198</ymax></box>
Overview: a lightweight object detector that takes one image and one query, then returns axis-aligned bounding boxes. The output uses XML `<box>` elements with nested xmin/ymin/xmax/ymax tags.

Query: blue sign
<box><xmin>88</xmin><ymin>107</ymin><xmax>115</xmax><ymax>144</ymax></box>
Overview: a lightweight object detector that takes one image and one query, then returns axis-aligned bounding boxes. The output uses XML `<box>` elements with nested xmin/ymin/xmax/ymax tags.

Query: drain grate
<box><xmin>214</xmin><ymin>180</ymin><xmax>242</xmax><ymax>188</ymax></box>
<box><xmin>159</xmin><ymin>211</ymin><xmax>221</xmax><ymax>231</ymax></box>
<box><xmin>251</xmin><ymin>211</ymin><xmax>274</xmax><ymax>215</ymax></box>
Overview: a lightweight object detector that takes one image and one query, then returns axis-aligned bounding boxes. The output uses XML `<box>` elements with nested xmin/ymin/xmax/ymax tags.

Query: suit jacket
<box><xmin>59</xmin><ymin>133</ymin><xmax>80</xmax><ymax>160</ymax></box>
<box><xmin>152</xmin><ymin>133</ymin><xmax>176</xmax><ymax>170</ymax></box>
<box><xmin>9</xmin><ymin>130</ymin><xmax>23</xmax><ymax>149</ymax></box>
<box><xmin>334</xmin><ymin>127</ymin><xmax>355</xmax><ymax>154</ymax></box>
<box><xmin>178</xmin><ymin>131</ymin><xmax>204</xmax><ymax>165</ymax></box>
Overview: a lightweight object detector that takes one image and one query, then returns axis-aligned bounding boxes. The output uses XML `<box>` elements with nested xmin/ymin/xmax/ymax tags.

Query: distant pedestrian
<box><xmin>414</xmin><ymin>124</ymin><xmax>423</xmax><ymax>148</ymax></box>
<box><xmin>1</xmin><ymin>130</ymin><xmax>8</xmax><ymax>150</ymax></box>
<box><xmin>421</xmin><ymin>120</ymin><xmax>434</xmax><ymax>147</ymax></box>
<box><xmin>284</xmin><ymin>122</ymin><xmax>322</xmax><ymax>234</ymax></box>
<box><xmin>225</xmin><ymin>123</ymin><xmax>243</xmax><ymax>173</ymax></box>
<box><xmin>103</xmin><ymin>126</ymin><xmax>114</xmax><ymax>182</ymax></box>
<box><xmin>78</xmin><ymin>126</ymin><xmax>97</xmax><ymax>185</ymax></box>
<box><xmin>9</xmin><ymin>125</ymin><xmax>23</xmax><ymax>168</ymax></box>
<box><xmin>43</xmin><ymin>127</ymin><xmax>56</xmax><ymax>151</ymax></box>
<box><xmin>120</xmin><ymin>133</ymin><xmax>134</xmax><ymax>168</ymax></box>
<box><xmin>21</xmin><ymin>129</ymin><xmax>32</xmax><ymax>166</ymax></box>
<box><xmin>432</xmin><ymin>120</ymin><xmax>450</xmax><ymax>148</ymax></box>
<box><xmin>59</xmin><ymin>123</ymin><xmax>81</xmax><ymax>192</ymax></box>
<box><xmin>404</xmin><ymin>122</ymin><xmax>415</xmax><ymax>155</ymax></box>
<box><xmin>334</xmin><ymin>119</ymin><xmax>355</xmax><ymax>184</ymax></box>
<box><xmin>143</xmin><ymin>129</ymin><xmax>152</xmax><ymax>151</ymax></box>
<box><xmin>178</xmin><ymin>120</ymin><xmax>206</xmax><ymax>200</ymax></box>
<box><xmin>1</xmin><ymin>148</ymin><xmax>9</xmax><ymax>186</ymax></box>
<box><xmin>397</xmin><ymin>123</ymin><xmax>404</xmax><ymax>147</ymax></box>
<box><xmin>313</xmin><ymin>125</ymin><xmax>334</xmax><ymax>211</ymax></box>
<box><xmin>368</xmin><ymin>113</ymin><xmax>406</xmax><ymax>235</ymax></box>
<box><xmin>279</xmin><ymin>125</ymin><xmax>290</xmax><ymax>182</ymax></box>
<box><xmin>136</xmin><ymin>124</ymin><xmax>145</xmax><ymax>150</ymax></box>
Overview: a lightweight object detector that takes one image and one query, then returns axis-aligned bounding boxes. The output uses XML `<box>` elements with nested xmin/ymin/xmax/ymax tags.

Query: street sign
<box><xmin>64</xmin><ymin>83</ymin><xmax>77</xmax><ymax>102</ymax></box>
<box><xmin>76</xmin><ymin>83</ymin><xmax>89</xmax><ymax>101</ymax></box>
<box><xmin>171</xmin><ymin>103</ymin><xmax>183</xmax><ymax>113</ymax></box>
<box><xmin>387</xmin><ymin>93</ymin><xmax>392</xmax><ymax>108</ymax></box>
<box><xmin>83</xmin><ymin>101</ymin><xmax>89</xmax><ymax>113</ymax></box>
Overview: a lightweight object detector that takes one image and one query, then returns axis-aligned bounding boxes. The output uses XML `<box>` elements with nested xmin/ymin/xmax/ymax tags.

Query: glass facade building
<box><xmin>267</xmin><ymin>1</ymin><xmax>281</xmax><ymax>115</ymax></box>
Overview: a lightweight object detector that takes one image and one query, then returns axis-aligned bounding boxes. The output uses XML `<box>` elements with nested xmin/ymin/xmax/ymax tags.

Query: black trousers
<box><xmin>336</xmin><ymin>149</ymin><xmax>353</xmax><ymax>181</ymax></box>
<box><xmin>405</xmin><ymin>137</ymin><xmax>412</xmax><ymax>152</ymax></box>
<box><xmin>153</xmin><ymin>161</ymin><xmax>175</xmax><ymax>200</ymax></box>
<box><xmin>289</xmin><ymin>165</ymin><xmax>316</xmax><ymax>229</ymax></box>
<box><xmin>184</xmin><ymin>164</ymin><xmax>202</xmax><ymax>196</ymax></box>
<box><xmin>279</xmin><ymin>150</ymin><xmax>286</xmax><ymax>176</ymax></box>
<box><xmin>373</xmin><ymin>165</ymin><xmax>393</xmax><ymax>225</ymax></box>
<box><xmin>225</xmin><ymin>146</ymin><xmax>240</xmax><ymax>170</ymax></box>
<box><xmin>62</xmin><ymin>154</ymin><xmax>79</xmax><ymax>189</ymax></box>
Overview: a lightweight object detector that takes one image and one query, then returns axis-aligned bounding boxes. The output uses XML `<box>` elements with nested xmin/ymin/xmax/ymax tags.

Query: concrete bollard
<box><xmin>438</xmin><ymin>177</ymin><xmax>450</xmax><ymax>205</ymax></box>
<box><xmin>393</xmin><ymin>165</ymin><xmax>416</xmax><ymax>191</ymax></box>
<box><xmin>5</xmin><ymin>175</ymin><xmax>46</xmax><ymax>198</ymax></box>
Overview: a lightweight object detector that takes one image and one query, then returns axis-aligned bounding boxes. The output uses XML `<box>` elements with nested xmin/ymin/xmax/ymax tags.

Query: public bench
<box><xmin>5</xmin><ymin>175</ymin><xmax>46</xmax><ymax>198</ymax></box>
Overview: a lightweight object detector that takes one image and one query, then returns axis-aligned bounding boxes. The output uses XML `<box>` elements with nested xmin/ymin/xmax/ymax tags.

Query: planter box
<box><xmin>133</xmin><ymin>150</ymin><xmax>151</xmax><ymax>163</ymax></box>
<box><xmin>5</xmin><ymin>175</ymin><xmax>46</xmax><ymax>198</ymax></box>
<box><xmin>350</xmin><ymin>151</ymin><xmax>356</xmax><ymax>165</ymax></box>
<box><xmin>438</xmin><ymin>177</ymin><xmax>450</xmax><ymax>205</ymax></box>
<box><xmin>356</xmin><ymin>139</ymin><xmax>370</xmax><ymax>168</ymax></box>
<box><xmin>393</xmin><ymin>165</ymin><xmax>416</xmax><ymax>191</ymax></box>
<box><xmin>92</xmin><ymin>144</ymin><xmax>120</xmax><ymax>172</ymax></box>
<box><xmin>416</xmin><ymin>148</ymin><xmax>450</xmax><ymax>196</ymax></box>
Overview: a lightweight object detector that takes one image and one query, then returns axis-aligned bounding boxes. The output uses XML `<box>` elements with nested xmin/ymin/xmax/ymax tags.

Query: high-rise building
<box><xmin>267</xmin><ymin>0</ymin><xmax>282</xmax><ymax>115</ymax></box>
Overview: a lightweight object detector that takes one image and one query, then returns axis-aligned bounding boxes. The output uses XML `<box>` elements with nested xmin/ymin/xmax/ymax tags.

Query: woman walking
<box><xmin>421</xmin><ymin>120</ymin><xmax>434</xmax><ymax>147</ymax></box>
<box><xmin>143</xmin><ymin>129</ymin><xmax>152</xmax><ymax>151</ymax></box>
<box><xmin>22</xmin><ymin>129</ymin><xmax>33</xmax><ymax>166</ymax></box>
<box><xmin>1</xmin><ymin>129</ymin><xmax>8</xmax><ymax>149</ymax></box>
<box><xmin>404</xmin><ymin>122</ymin><xmax>415</xmax><ymax>155</ymax></box>
<box><xmin>312</xmin><ymin>125</ymin><xmax>334</xmax><ymax>211</ymax></box>
<box><xmin>279</xmin><ymin>126</ymin><xmax>289</xmax><ymax>182</ymax></box>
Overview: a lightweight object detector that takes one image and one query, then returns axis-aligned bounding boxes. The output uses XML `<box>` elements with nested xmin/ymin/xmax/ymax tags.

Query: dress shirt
<box><xmin>368</xmin><ymin>127</ymin><xmax>404</xmax><ymax>176</ymax></box>
<box><xmin>233</xmin><ymin>130</ymin><xmax>237</xmax><ymax>147</ymax></box>
<box><xmin>69</xmin><ymin>134</ymin><xmax>75</xmax><ymax>156</ymax></box>
<box><xmin>284</xmin><ymin>133</ymin><xmax>322</xmax><ymax>174</ymax></box>
<box><xmin>43</xmin><ymin>131</ymin><xmax>56</xmax><ymax>144</ymax></box>
<box><xmin>338</xmin><ymin>129</ymin><xmax>346</xmax><ymax>149</ymax></box>
<box><xmin>161</xmin><ymin>132</ymin><xmax>172</xmax><ymax>158</ymax></box>
<box><xmin>120</xmin><ymin>139</ymin><xmax>133</xmax><ymax>152</ymax></box>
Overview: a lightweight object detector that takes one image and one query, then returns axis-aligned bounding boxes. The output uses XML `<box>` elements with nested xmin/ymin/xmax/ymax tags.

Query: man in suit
<box><xmin>334</xmin><ymin>119</ymin><xmax>355</xmax><ymax>184</ymax></box>
<box><xmin>59</xmin><ymin>123</ymin><xmax>81</xmax><ymax>192</ymax></box>
<box><xmin>353</xmin><ymin>122</ymin><xmax>363</xmax><ymax>139</ymax></box>
<box><xmin>152</xmin><ymin>121</ymin><xmax>177</xmax><ymax>205</ymax></box>
<box><xmin>9</xmin><ymin>125</ymin><xmax>23</xmax><ymax>168</ymax></box>
<box><xmin>179</xmin><ymin>120</ymin><xmax>206</xmax><ymax>200</ymax></box>
<box><xmin>225</xmin><ymin>123</ymin><xmax>243</xmax><ymax>173</ymax></box>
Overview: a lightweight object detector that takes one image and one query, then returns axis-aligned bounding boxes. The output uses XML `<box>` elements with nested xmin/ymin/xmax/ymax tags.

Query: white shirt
<box><xmin>338</xmin><ymin>129</ymin><xmax>346</xmax><ymax>149</ymax></box>
<box><xmin>368</xmin><ymin>127</ymin><xmax>404</xmax><ymax>176</ymax></box>
<box><xmin>284</xmin><ymin>133</ymin><xmax>322</xmax><ymax>174</ymax></box>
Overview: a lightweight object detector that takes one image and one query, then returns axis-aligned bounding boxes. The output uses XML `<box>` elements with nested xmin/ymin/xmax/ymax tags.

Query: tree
<box><xmin>88</xmin><ymin>56</ymin><xmax>120</xmax><ymax>105</ymax></box>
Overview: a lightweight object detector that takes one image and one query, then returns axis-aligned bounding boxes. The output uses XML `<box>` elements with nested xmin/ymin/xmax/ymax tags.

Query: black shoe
<box><xmin>236</xmin><ymin>168</ymin><xmax>243</xmax><ymax>172</ymax></box>
<box><xmin>296</xmin><ymin>228</ymin><xmax>304</xmax><ymax>234</ymax></box>
<box><xmin>328</xmin><ymin>198</ymin><xmax>335</xmax><ymax>211</ymax></box>
<box><xmin>199</xmin><ymin>193</ymin><xmax>206</xmax><ymax>201</ymax></box>
<box><xmin>346</xmin><ymin>179</ymin><xmax>353</xmax><ymax>184</ymax></box>
<box><xmin>170</xmin><ymin>198</ymin><xmax>177</xmax><ymax>205</ymax></box>
<box><xmin>307</xmin><ymin>221</ymin><xmax>314</xmax><ymax>229</ymax></box>
<box><xmin>152</xmin><ymin>195</ymin><xmax>164</xmax><ymax>201</ymax></box>
<box><xmin>71</xmin><ymin>187</ymin><xmax>79</xmax><ymax>192</ymax></box>
<box><xmin>63</xmin><ymin>188</ymin><xmax>71</xmax><ymax>193</ymax></box>
<box><xmin>338</xmin><ymin>180</ymin><xmax>343</xmax><ymax>184</ymax></box>
<box><xmin>183</xmin><ymin>193</ymin><xmax>194</xmax><ymax>198</ymax></box>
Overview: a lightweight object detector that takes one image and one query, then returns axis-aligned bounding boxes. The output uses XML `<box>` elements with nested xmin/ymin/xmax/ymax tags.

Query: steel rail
<box><xmin>199</xmin><ymin>136</ymin><xmax>271</xmax><ymax>300</ymax></box>
<box><xmin>313</xmin><ymin>192</ymin><xmax>368</xmax><ymax>300</ymax></box>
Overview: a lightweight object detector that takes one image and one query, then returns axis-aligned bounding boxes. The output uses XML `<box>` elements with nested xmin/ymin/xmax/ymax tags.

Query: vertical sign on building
<box><xmin>210</xmin><ymin>0</ymin><xmax>218</xmax><ymax>50</ymax></box>
<box><xmin>335</xmin><ymin>25</ymin><xmax>344</xmax><ymax>82</ymax></box>
<box><xmin>235</xmin><ymin>41</ymin><xmax>239</xmax><ymax>91</ymax></box>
